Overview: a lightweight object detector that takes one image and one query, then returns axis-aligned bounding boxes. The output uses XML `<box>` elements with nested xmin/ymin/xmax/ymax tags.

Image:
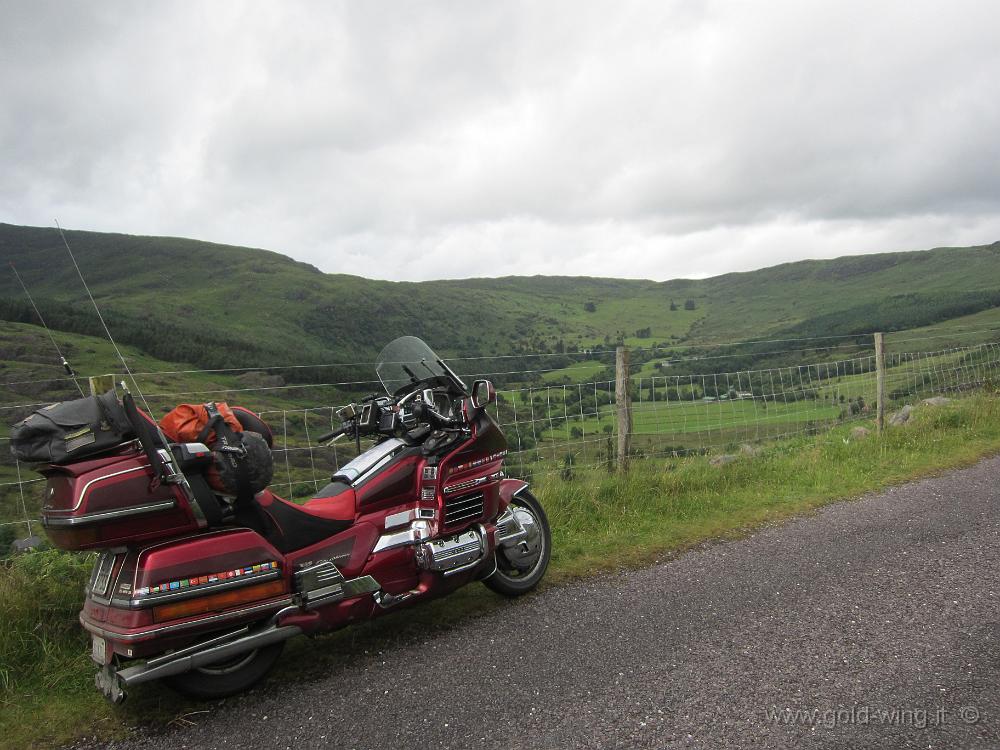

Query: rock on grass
<box><xmin>889</xmin><ymin>405</ymin><xmax>913</xmax><ymax>426</ymax></box>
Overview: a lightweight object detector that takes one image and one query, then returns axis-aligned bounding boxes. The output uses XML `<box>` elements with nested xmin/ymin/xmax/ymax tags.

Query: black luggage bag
<box><xmin>10</xmin><ymin>390</ymin><xmax>135</xmax><ymax>464</ymax></box>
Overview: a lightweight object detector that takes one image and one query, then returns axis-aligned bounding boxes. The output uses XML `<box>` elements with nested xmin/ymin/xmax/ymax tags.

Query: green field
<box><xmin>539</xmin><ymin>359</ymin><xmax>608</xmax><ymax>384</ymax></box>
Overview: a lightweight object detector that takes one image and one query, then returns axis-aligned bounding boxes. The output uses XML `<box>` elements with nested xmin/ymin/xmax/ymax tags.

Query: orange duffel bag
<box><xmin>160</xmin><ymin>402</ymin><xmax>243</xmax><ymax>444</ymax></box>
<box><xmin>159</xmin><ymin>402</ymin><xmax>273</xmax><ymax>497</ymax></box>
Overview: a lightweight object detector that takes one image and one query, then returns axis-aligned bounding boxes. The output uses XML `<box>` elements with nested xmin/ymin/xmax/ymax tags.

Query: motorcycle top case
<box><xmin>10</xmin><ymin>390</ymin><xmax>134</xmax><ymax>464</ymax></box>
<box><xmin>40</xmin><ymin>445</ymin><xmax>203</xmax><ymax>551</ymax></box>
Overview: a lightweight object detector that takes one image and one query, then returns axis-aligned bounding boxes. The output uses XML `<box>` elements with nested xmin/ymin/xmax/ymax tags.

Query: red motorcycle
<box><xmin>32</xmin><ymin>336</ymin><xmax>550</xmax><ymax>702</ymax></box>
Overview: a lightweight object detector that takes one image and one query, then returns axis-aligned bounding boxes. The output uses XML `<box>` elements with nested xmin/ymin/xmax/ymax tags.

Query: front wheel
<box><xmin>163</xmin><ymin>640</ymin><xmax>285</xmax><ymax>700</ymax></box>
<box><xmin>484</xmin><ymin>490</ymin><xmax>551</xmax><ymax>597</ymax></box>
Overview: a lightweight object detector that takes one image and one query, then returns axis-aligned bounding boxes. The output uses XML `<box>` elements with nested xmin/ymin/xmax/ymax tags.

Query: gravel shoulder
<box><xmin>99</xmin><ymin>455</ymin><xmax>1000</xmax><ymax>750</ymax></box>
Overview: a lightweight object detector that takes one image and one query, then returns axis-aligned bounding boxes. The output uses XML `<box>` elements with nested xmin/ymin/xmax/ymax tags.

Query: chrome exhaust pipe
<box><xmin>115</xmin><ymin>623</ymin><xmax>301</xmax><ymax>686</ymax></box>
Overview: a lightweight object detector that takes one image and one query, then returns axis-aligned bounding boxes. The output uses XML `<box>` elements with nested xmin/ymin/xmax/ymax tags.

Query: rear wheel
<box><xmin>163</xmin><ymin>640</ymin><xmax>284</xmax><ymax>700</ymax></box>
<box><xmin>484</xmin><ymin>490</ymin><xmax>551</xmax><ymax>597</ymax></box>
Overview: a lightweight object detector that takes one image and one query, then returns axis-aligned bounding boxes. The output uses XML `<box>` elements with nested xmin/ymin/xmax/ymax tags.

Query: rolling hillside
<box><xmin>2</xmin><ymin>222</ymin><xmax>1000</xmax><ymax>374</ymax></box>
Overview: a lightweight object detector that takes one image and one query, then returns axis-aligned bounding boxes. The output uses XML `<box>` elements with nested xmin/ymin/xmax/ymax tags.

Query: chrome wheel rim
<box><xmin>497</xmin><ymin>502</ymin><xmax>545</xmax><ymax>577</ymax></box>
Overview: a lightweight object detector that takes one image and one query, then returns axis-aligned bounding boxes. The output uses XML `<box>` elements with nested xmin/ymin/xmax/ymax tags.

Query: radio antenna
<box><xmin>9</xmin><ymin>261</ymin><xmax>86</xmax><ymax>397</ymax></box>
<box><xmin>55</xmin><ymin>220</ymin><xmax>153</xmax><ymax>412</ymax></box>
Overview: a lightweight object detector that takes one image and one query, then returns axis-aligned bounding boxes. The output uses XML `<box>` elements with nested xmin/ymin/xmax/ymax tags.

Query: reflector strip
<box><xmin>152</xmin><ymin>579</ymin><xmax>286</xmax><ymax>622</ymax></box>
<box><xmin>135</xmin><ymin>560</ymin><xmax>279</xmax><ymax>597</ymax></box>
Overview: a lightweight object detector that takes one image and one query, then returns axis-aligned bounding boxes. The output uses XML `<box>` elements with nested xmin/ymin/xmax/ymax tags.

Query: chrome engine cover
<box><xmin>415</xmin><ymin>528</ymin><xmax>484</xmax><ymax>574</ymax></box>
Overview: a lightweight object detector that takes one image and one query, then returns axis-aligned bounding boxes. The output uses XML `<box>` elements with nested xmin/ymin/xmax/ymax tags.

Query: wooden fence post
<box><xmin>88</xmin><ymin>374</ymin><xmax>115</xmax><ymax>397</ymax></box>
<box><xmin>874</xmin><ymin>332</ymin><xmax>886</xmax><ymax>434</ymax></box>
<box><xmin>615</xmin><ymin>346</ymin><xmax>632</xmax><ymax>471</ymax></box>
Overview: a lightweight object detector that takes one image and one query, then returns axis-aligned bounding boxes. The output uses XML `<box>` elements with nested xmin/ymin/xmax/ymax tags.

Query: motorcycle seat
<box><xmin>304</xmin><ymin>479</ymin><xmax>356</xmax><ymax>519</ymax></box>
<box><xmin>254</xmin><ymin>489</ymin><xmax>354</xmax><ymax>553</ymax></box>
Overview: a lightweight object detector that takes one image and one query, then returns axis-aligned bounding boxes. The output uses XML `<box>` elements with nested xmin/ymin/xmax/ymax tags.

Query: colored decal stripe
<box><xmin>134</xmin><ymin>560</ymin><xmax>279</xmax><ymax>597</ymax></box>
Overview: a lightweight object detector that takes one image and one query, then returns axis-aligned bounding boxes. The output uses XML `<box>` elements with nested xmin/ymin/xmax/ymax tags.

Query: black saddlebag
<box><xmin>10</xmin><ymin>390</ymin><xmax>135</xmax><ymax>464</ymax></box>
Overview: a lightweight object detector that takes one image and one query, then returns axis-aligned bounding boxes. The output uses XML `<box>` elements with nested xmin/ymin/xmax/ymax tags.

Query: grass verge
<box><xmin>3</xmin><ymin>394</ymin><xmax>1000</xmax><ymax>749</ymax></box>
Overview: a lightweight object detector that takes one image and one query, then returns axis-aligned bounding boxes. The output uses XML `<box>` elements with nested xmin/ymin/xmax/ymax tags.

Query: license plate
<box><xmin>91</xmin><ymin>635</ymin><xmax>107</xmax><ymax>664</ymax></box>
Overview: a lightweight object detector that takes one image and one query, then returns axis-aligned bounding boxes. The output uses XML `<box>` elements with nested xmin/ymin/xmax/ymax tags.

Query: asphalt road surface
<box><xmin>99</xmin><ymin>456</ymin><xmax>1000</xmax><ymax>750</ymax></box>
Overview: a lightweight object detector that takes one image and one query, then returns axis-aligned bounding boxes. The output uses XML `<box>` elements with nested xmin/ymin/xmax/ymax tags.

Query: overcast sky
<box><xmin>1</xmin><ymin>1</ymin><xmax>998</xmax><ymax>282</ymax></box>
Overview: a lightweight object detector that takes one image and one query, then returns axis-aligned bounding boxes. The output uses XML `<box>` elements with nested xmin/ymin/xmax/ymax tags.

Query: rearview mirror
<box><xmin>470</xmin><ymin>380</ymin><xmax>495</xmax><ymax>409</ymax></box>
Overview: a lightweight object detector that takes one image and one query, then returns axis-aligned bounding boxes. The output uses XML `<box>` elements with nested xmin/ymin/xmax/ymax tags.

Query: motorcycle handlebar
<box><xmin>412</xmin><ymin>400</ymin><xmax>461</xmax><ymax>429</ymax></box>
<box><xmin>317</xmin><ymin>425</ymin><xmax>348</xmax><ymax>443</ymax></box>
<box><xmin>316</xmin><ymin>397</ymin><xmax>461</xmax><ymax>445</ymax></box>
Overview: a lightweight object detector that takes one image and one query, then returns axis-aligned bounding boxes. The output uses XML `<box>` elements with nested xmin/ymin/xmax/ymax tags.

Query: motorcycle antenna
<box><xmin>8</xmin><ymin>260</ymin><xmax>86</xmax><ymax>397</ymax></box>
<box><xmin>55</xmin><ymin>220</ymin><xmax>153</xmax><ymax>413</ymax></box>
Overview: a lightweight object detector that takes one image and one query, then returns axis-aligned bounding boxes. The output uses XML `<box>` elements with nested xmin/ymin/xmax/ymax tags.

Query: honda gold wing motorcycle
<box><xmin>30</xmin><ymin>336</ymin><xmax>550</xmax><ymax>702</ymax></box>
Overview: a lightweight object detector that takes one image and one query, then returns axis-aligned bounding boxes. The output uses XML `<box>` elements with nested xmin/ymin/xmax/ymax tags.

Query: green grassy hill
<box><xmin>3</xmin><ymin>223</ymin><xmax>999</xmax><ymax>372</ymax></box>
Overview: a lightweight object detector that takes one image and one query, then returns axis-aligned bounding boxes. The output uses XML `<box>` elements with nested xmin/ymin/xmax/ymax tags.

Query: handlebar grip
<box><xmin>317</xmin><ymin>426</ymin><xmax>346</xmax><ymax>443</ymax></box>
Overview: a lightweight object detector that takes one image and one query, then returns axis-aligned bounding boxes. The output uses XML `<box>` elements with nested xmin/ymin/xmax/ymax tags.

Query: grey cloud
<box><xmin>1</xmin><ymin>0</ymin><xmax>998</xmax><ymax>282</ymax></box>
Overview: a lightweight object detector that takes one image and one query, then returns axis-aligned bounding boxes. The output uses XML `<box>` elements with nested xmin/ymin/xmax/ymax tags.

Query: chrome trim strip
<box><xmin>46</xmin><ymin>465</ymin><xmax>148</xmax><ymax>513</ymax></box>
<box><xmin>79</xmin><ymin>597</ymin><xmax>294</xmax><ymax>642</ymax></box>
<box><xmin>384</xmin><ymin>508</ymin><xmax>413</xmax><ymax>530</ymax></box>
<box><xmin>372</xmin><ymin>519</ymin><xmax>434</xmax><ymax>553</ymax></box>
<box><xmin>43</xmin><ymin>500</ymin><xmax>177</xmax><ymax>527</ymax></box>
<box><xmin>384</xmin><ymin>506</ymin><xmax>436</xmax><ymax>530</ymax></box>
<box><xmin>111</xmin><ymin>569</ymin><xmax>283</xmax><ymax>609</ymax></box>
<box><xmin>443</xmin><ymin>476</ymin><xmax>488</xmax><ymax>494</ymax></box>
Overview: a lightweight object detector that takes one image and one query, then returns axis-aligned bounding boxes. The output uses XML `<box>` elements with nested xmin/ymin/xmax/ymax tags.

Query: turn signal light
<box><xmin>152</xmin><ymin>579</ymin><xmax>286</xmax><ymax>622</ymax></box>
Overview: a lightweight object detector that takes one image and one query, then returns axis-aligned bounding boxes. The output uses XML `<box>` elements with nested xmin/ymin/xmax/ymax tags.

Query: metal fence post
<box><xmin>616</xmin><ymin>346</ymin><xmax>632</xmax><ymax>471</ymax></box>
<box><xmin>874</xmin><ymin>333</ymin><xmax>886</xmax><ymax>434</ymax></box>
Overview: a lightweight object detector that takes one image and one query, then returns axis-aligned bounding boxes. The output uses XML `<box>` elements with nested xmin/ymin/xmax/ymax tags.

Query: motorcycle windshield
<box><xmin>375</xmin><ymin>336</ymin><xmax>453</xmax><ymax>395</ymax></box>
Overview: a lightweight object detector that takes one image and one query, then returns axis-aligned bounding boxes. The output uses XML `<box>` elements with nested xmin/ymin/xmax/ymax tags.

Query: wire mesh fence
<box><xmin>1</xmin><ymin>338</ymin><xmax>999</xmax><ymax>542</ymax></box>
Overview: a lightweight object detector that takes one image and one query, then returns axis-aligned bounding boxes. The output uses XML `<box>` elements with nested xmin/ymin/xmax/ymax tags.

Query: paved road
<box><xmin>103</xmin><ymin>456</ymin><xmax>1000</xmax><ymax>750</ymax></box>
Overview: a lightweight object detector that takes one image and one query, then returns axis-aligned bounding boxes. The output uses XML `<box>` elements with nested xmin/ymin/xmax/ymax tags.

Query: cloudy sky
<box><xmin>1</xmin><ymin>1</ymin><xmax>998</xmax><ymax>282</ymax></box>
